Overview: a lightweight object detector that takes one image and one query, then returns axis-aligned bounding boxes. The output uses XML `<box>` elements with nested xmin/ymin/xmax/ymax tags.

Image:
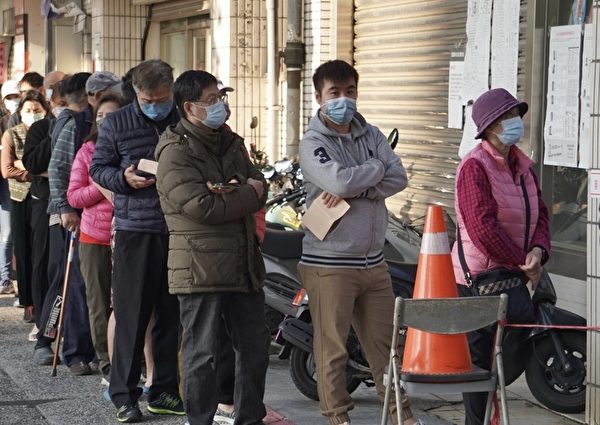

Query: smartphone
<box><xmin>211</xmin><ymin>182</ymin><xmax>239</xmax><ymax>191</ymax></box>
<box><xmin>135</xmin><ymin>169</ymin><xmax>155</xmax><ymax>179</ymax></box>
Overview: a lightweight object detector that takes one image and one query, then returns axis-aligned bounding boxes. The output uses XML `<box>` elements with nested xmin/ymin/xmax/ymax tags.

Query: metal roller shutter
<box><xmin>353</xmin><ymin>0</ymin><xmax>528</xmax><ymax>222</ymax></box>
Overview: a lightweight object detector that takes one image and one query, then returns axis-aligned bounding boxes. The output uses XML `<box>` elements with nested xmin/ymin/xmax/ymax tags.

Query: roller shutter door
<box><xmin>354</xmin><ymin>0</ymin><xmax>528</xmax><ymax>221</ymax></box>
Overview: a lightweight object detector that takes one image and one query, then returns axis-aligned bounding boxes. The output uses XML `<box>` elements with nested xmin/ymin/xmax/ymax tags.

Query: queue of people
<box><xmin>0</xmin><ymin>57</ymin><xmax>549</xmax><ymax>425</ymax></box>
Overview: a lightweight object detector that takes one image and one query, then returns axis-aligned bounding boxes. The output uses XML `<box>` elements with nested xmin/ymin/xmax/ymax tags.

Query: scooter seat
<box><xmin>262</xmin><ymin>228</ymin><xmax>304</xmax><ymax>259</ymax></box>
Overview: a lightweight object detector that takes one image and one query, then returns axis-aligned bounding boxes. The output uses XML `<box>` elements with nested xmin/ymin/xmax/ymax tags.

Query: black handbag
<box><xmin>457</xmin><ymin>175</ymin><xmax>530</xmax><ymax>296</ymax></box>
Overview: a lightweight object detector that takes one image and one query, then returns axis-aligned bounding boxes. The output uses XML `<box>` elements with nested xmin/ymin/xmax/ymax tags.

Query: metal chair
<box><xmin>381</xmin><ymin>294</ymin><xmax>509</xmax><ymax>425</ymax></box>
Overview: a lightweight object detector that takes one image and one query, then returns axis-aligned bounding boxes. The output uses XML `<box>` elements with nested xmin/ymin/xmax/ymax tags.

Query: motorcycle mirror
<box><xmin>387</xmin><ymin>128</ymin><xmax>399</xmax><ymax>150</ymax></box>
<box><xmin>250</xmin><ymin>116</ymin><xmax>258</xmax><ymax>130</ymax></box>
<box><xmin>274</xmin><ymin>159</ymin><xmax>292</xmax><ymax>174</ymax></box>
<box><xmin>262</xmin><ymin>165</ymin><xmax>275</xmax><ymax>179</ymax></box>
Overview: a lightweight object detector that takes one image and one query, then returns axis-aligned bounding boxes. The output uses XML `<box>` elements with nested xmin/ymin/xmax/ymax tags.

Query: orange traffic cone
<box><xmin>401</xmin><ymin>205</ymin><xmax>472</xmax><ymax>375</ymax></box>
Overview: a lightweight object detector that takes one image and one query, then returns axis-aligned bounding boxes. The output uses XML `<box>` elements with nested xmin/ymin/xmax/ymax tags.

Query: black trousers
<box><xmin>179</xmin><ymin>290</ymin><xmax>270</xmax><ymax>425</ymax></box>
<box><xmin>216</xmin><ymin>319</ymin><xmax>235</xmax><ymax>406</ymax></box>
<box><xmin>11</xmin><ymin>196</ymin><xmax>32</xmax><ymax>307</ymax></box>
<box><xmin>458</xmin><ymin>284</ymin><xmax>535</xmax><ymax>425</ymax></box>
<box><xmin>30</xmin><ymin>197</ymin><xmax>50</xmax><ymax>328</ymax></box>
<box><xmin>109</xmin><ymin>230</ymin><xmax>180</xmax><ymax>408</ymax></box>
<box><xmin>36</xmin><ymin>225</ymin><xmax>95</xmax><ymax>367</ymax></box>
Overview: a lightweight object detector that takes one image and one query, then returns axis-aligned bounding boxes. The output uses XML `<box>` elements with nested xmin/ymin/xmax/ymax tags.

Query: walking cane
<box><xmin>51</xmin><ymin>232</ymin><xmax>76</xmax><ymax>377</ymax></box>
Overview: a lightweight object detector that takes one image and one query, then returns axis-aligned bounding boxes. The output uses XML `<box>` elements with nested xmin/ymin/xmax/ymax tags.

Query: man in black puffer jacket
<box><xmin>90</xmin><ymin>59</ymin><xmax>183</xmax><ymax>423</ymax></box>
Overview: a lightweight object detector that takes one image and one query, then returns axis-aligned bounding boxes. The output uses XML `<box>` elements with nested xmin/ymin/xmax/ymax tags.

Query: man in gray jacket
<box><xmin>299</xmin><ymin>60</ymin><xmax>417</xmax><ymax>425</ymax></box>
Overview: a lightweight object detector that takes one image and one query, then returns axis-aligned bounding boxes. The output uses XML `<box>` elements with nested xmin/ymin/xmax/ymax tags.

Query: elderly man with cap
<box><xmin>451</xmin><ymin>88</ymin><xmax>550</xmax><ymax>425</ymax></box>
<box><xmin>0</xmin><ymin>80</ymin><xmax>19</xmax><ymax>295</ymax></box>
<box><xmin>86</xmin><ymin>71</ymin><xmax>122</xmax><ymax>108</ymax></box>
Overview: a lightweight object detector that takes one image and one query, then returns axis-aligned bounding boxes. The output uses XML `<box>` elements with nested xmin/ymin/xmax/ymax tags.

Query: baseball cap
<box><xmin>217</xmin><ymin>79</ymin><xmax>234</xmax><ymax>93</ymax></box>
<box><xmin>1</xmin><ymin>80</ymin><xmax>20</xmax><ymax>99</ymax></box>
<box><xmin>86</xmin><ymin>71</ymin><xmax>122</xmax><ymax>95</ymax></box>
<box><xmin>472</xmin><ymin>88</ymin><xmax>528</xmax><ymax>139</ymax></box>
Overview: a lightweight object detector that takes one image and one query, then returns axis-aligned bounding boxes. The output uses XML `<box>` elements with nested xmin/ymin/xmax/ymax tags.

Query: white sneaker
<box><xmin>28</xmin><ymin>325</ymin><xmax>38</xmax><ymax>342</ymax></box>
<box><xmin>214</xmin><ymin>407</ymin><xmax>235</xmax><ymax>425</ymax></box>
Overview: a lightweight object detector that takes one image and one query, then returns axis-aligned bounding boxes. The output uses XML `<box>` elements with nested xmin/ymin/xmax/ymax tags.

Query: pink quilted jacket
<box><xmin>67</xmin><ymin>141</ymin><xmax>113</xmax><ymax>243</ymax></box>
<box><xmin>451</xmin><ymin>141</ymin><xmax>540</xmax><ymax>285</ymax></box>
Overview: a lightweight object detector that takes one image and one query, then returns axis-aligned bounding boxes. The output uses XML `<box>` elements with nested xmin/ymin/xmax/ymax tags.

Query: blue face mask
<box><xmin>323</xmin><ymin>96</ymin><xmax>356</xmax><ymax>125</ymax></box>
<box><xmin>141</xmin><ymin>99</ymin><xmax>173</xmax><ymax>121</ymax></box>
<box><xmin>197</xmin><ymin>100</ymin><xmax>227</xmax><ymax>129</ymax></box>
<box><xmin>495</xmin><ymin>116</ymin><xmax>524</xmax><ymax>146</ymax></box>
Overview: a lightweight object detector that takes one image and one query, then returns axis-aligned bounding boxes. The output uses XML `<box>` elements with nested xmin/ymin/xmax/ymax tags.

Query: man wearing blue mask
<box><xmin>155</xmin><ymin>70</ymin><xmax>269</xmax><ymax>425</ymax></box>
<box><xmin>90</xmin><ymin>59</ymin><xmax>183</xmax><ymax>423</ymax></box>
<box><xmin>298</xmin><ymin>60</ymin><xmax>418</xmax><ymax>425</ymax></box>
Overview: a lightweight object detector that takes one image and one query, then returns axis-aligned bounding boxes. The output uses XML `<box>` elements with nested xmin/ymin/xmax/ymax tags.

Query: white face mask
<box><xmin>52</xmin><ymin>107</ymin><xmax>66</xmax><ymax>118</ymax></box>
<box><xmin>21</xmin><ymin>112</ymin><xmax>45</xmax><ymax>127</ymax></box>
<box><xmin>4</xmin><ymin>99</ymin><xmax>19</xmax><ymax>114</ymax></box>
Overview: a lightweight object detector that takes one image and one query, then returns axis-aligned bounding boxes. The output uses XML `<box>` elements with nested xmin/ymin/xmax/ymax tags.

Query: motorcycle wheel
<box><xmin>525</xmin><ymin>332</ymin><xmax>586</xmax><ymax>413</ymax></box>
<box><xmin>289</xmin><ymin>346</ymin><xmax>362</xmax><ymax>401</ymax></box>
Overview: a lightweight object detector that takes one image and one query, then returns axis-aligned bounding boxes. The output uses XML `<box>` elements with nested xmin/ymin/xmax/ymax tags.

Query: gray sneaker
<box><xmin>33</xmin><ymin>346</ymin><xmax>55</xmax><ymax>366</ymax></box>
<box><xmin>214</xmin><ymin>407</ymin><xmax>235</xmax><ymax>425</ymax></box>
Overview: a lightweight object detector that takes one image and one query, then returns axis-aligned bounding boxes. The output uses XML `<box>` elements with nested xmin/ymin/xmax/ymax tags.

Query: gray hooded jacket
<box><xmin>299</xmin><ymin>111</ymin><xmax>407</xmax><ymax>268</ymax></box>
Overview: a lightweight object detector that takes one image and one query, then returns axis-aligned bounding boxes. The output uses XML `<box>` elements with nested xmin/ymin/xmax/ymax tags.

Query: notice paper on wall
<box><xmin>543</xmin><ymin>25</ymin><xmax>582</xmax><ymax>168</ymax></box>
<box><xmin>490</xmin><ymin>0</ymin><xmax>520</xmax><ymax>96</ymax></box>
<box><xmin>301</xmin><ymin>194</ymin><xmax>350</xmax><ymax>241</ymax></box>
<box><xmin>459</xmin><ymin>104</ymin><xmax>480</xmax><ymax>158</ymax></box>
<box><xmin>448</xmin><ymin>47</ymin><xmax>465</xmax><ymax>129</ymax></box>
<box><xmin>578</xmin><ymin>24</ymin><xmax>593</xmax><ymax>169</ymax></box>
<box><xmin>462</xmin><ymin>0</ymin><xmax>492</xmax><ymax>104</ymax></box>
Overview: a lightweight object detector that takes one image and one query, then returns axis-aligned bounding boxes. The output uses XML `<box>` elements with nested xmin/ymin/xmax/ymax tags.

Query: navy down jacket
<box><xmin>90</xmin><ymin>99</ymin><xmax>179</xmax><ymax>234</ymax></box>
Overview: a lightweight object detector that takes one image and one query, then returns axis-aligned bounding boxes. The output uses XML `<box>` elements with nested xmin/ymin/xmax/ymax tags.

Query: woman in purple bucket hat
<box><xmin>450</xmin><ymin>88</ymin><xmax>551</xmax><ymax>424</ymax></box>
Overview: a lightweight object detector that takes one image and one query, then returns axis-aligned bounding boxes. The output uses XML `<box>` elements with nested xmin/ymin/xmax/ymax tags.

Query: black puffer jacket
<box><xmin>155</xmin><ymin>119</ymin><xmax>267</xmax><ymax>294</ymax></box>
<box><xmin>90</xmin><ymin>99</ymin><xmax>179</xmax><ymax>234</ymax></box>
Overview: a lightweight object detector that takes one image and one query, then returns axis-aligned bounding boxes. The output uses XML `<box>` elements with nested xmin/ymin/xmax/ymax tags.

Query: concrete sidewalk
<box><xmin>0</xmin><ymin>293</ymin><xmax>586</xmax><ymax>424</ymax></box>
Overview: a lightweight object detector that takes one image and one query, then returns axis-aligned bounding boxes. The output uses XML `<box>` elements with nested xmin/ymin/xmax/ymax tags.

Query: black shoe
<box><xmin>33</xmin><ymin>346</ymin><xmax>55</xmax><ymax>366</ymax></box>
<box><xmin>69</xmin><ymin>361</ymin><xmax>92</xmax><ymax>376</ymax></box>
<box><xmin>116</xmin><ymin>403</ymin><xmax>143</xmax><ymax>423</ymax></box>
<box><xmin>147</xmin><ymin>392</ymin><xmax>185</xmax><ymax>415</ymax></box>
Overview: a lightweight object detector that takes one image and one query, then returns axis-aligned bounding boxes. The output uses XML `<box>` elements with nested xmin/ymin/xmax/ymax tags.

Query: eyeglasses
<box><xmin>192</xmin><ymin>97</ymin><xmax>220</xmax><ymax>107</ymax></box>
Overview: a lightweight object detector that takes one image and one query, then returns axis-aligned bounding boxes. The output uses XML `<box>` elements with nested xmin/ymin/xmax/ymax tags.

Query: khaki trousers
<box><xmin>299</xmin><ymin>262</ymin><xmax>410</xmax><ymax>425</ymax></box>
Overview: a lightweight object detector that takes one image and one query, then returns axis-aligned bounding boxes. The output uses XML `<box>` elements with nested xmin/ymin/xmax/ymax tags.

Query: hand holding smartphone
<box><xmin>208</xmin><ymin>181</ymin><xmax>240</xmax><ymax>194</ymax></box>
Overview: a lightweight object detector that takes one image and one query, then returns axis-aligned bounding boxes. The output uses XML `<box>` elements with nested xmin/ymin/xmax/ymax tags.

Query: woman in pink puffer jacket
<box><xmin>67</xmin><ymin>93</ymin><xmax>124</xmax><ymax>380</ymax></box>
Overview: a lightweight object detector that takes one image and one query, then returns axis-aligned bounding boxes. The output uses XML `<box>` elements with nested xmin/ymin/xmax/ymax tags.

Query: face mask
<box><xmin>96</xmin><ymin>117</ymin><xmax>105</xmax><ymax>127</ymax></box>
<box><xmin>4</xmin><ymin>99</ymin><xmax>19</xmax><ymax>114</ymax></box>
<box><xmin>495</xmin><ymin>116</ymin><xmax>524</xmax><ymax>146</ymax></box>
<box><xmin>52</xmin><ymin>106</ymin><xmax>66</xmax><ymax>118</ymax></box>
<box><xmin>140</xmin><ymin>99</ymin><xmax>173</xmax><ymax>121</ymax></box>
<box><xmin>21</xmin><ymin>112</ymin><xmax>45</xmax><ymax>127</ymax></box>
<box><xmin>46</xmin><ymin>88</ymin><xmax>53</xmax><ymax>101</ymax></box>
<box><xmin>322</xmin><ymin>96</ymin><xmax>357</xmax><ymax>125</ymax></box>
<box><xmin>196</xmin><ymin>100</ymin><xmax>227</xmax><ymax>129</ymax></box>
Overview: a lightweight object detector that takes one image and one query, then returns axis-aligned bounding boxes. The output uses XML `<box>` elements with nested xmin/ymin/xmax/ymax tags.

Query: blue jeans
<box><xmin>0</xmin><ymin>179</ymin><xmax>12</xmax><ymax>285</ymax></box>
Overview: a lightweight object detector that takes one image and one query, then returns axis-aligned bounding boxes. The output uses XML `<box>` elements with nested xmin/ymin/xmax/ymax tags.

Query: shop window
<box><xmin>160</xmin><ymin>16</ymin><xmax>210</xmax><ymax>78</ymax></box>
<box><xmin>535</xmin><ymin>0</ymin><xmax>592</xmax><ymax>280</ymax></box>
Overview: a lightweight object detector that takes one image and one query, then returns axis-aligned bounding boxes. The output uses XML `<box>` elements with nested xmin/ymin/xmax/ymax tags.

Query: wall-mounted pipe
<box><xmin>266</xmin><ymin>0</ymin><xmax>279</xmax><ymax>162</ymax></box>
<box><xmin>284</xmin><ymin>0</ymin><xmax>304</xmax><ymax>157</ymax></box>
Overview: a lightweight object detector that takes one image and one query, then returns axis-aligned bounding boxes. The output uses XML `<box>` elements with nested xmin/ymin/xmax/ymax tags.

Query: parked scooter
<box><xmin>278</xmin><ymin>266</ymin><xmax>587</xmax><ymax>413</ymax></box>
<box><xmin>503</xmin><ymin>272</ymin><xmax>586</xmax><ymax>413</ymax></box>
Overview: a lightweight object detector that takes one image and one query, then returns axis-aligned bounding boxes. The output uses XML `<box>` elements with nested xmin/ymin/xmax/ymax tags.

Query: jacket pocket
<box><xmin>186</xmin><ymin>234</ymin><xmax>244</xmax><ymax>289</ymax></box>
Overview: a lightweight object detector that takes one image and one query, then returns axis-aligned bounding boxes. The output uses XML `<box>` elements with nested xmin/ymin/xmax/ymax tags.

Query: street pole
<box><xmin>284</xmin><ymin>0</ymin><xmax>304</xmax><ymax>158</ymax></box>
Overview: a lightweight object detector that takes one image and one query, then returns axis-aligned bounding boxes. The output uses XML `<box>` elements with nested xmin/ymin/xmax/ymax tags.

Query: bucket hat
<box><xmin>472</xmin><ymin>88</ymin><xmax>528</xmax><ymax>139</ymax></box>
